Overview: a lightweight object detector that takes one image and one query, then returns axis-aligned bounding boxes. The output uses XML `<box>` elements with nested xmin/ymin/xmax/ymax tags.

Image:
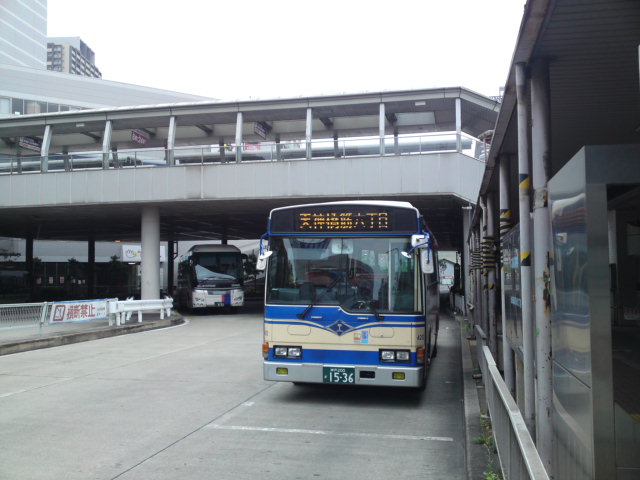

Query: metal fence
<box><xmin>0</xmin><ymin>298</ymin><xmax>173</xmax><ymax>331</ymax></box>
<box><xmin>474</xmin><ymin>325</ymin><xmax>550</xmax><ymax>480</ymax></box>
<box><xmin>0</xmin><ymin>302</ymin><xmax>50</xmax><ymax>330</ymax></box>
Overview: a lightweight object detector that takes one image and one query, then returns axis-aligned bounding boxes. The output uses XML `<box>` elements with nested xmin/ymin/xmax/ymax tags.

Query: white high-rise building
<box><xmin>0</xmin><ymin>0</ymin><xmax>47</xmax><ymax>69</ymax></box>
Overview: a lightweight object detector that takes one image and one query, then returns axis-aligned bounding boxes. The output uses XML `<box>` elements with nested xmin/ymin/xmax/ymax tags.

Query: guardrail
<box><xmin>0</xmin><ymin>297</ymin><xmax>173</xmax><ymax>330</ymax></box>
<box><xmin>0</xmin><ymin>132</ymin><xmax>484</xmax><ymax>175</ymax></box>
<box><xmin>112</xmin><ymin>297</ymin><xmax>173</xmax><ymax>326</ymax></box>
<box><xmin>474</xmin><ymin>325</ymin><xmax>550</xmax><ymax>480</ymax></box>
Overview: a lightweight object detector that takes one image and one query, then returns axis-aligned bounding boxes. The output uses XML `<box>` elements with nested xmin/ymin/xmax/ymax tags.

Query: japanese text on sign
<box><xmin>50</xmin><ymin>300</ymin><xmax>108</xmax><ymax>323</ymax></box>
<box><xmin>295</xmin><ymin>211</ymin><xmax>390</xmax><ymax>232</ymax></box>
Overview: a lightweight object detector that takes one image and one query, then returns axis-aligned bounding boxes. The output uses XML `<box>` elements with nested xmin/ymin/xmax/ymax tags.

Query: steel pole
<box><xmin>531</xmin><ymin>59</ymin><xmax>553</xmax><ymax>472</ymax></box>
<box><xmin>516</xmin><ymin>62</ymin><xmax>536</xmax><ymax>432</ymax></box>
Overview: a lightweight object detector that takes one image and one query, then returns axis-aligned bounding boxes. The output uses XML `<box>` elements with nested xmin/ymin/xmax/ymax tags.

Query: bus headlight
<box><xmin>396</xmin><ymin>351</ymin><xmax>410</xmax><ymax>362</ymax></box>
<box><xmin>274</xmin><ymin>346</ymin><xmax>303</xmax><ymax>359</ymax></box>
<box><xmin>379</xmin><ymin>349</ymin><xmax>411</xmax><ymax>363</ymax></box>
<box><xmin>380</xmin><ymin>350</ymin><xmax>396</xmax><ymax>361</ymax></box>
<box><xmin>287</xmin><ymin>347</ymin><xmax>302</xmax><ymax>358</ymax></box>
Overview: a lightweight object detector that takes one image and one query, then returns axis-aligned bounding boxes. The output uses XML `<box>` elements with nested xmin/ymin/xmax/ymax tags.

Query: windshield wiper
<box><xmin>341</xmin><ymin>299</ymin><xmax>384</xmax><ymax>321</ymax></box>
<box><xmin>297</xmin><ymin>276</ymin><xmax>341</xmax><ymax>320</ymax></box>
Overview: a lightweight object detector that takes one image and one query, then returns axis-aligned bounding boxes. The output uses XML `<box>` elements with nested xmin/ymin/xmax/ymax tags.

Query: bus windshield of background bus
<box><xmin>194</xmin><ymin>253</ymin><xmax>242</xmax><ymax>283</ymax></box>
<box><xmin>266</xmin><ymin>237</ymin><xmax>418</xmax><ymax>313</ymax></box>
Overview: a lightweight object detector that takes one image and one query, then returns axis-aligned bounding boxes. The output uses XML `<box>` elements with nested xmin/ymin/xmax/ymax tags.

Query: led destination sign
<box><xmin>269</xmin><ymin>205</ymin><xmax>419</xmax><ymax>234</ymax></box>
<box><xmin>295</xmin><ymin>210</ymin><xmax>389</xmax><ymax>232</ymax></box>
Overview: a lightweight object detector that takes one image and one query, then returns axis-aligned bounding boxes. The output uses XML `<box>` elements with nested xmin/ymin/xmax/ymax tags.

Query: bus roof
<box><xmin>186</xmin><ymin>244</ymin><xmax>241</xmax><ymax>254</ymax></box>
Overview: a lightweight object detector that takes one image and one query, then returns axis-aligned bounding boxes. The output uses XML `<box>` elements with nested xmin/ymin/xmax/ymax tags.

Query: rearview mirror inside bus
<box><xmin>256</xmin><ymin>251</ymin><xmax>273</xmax><ymax>271</ymax></box>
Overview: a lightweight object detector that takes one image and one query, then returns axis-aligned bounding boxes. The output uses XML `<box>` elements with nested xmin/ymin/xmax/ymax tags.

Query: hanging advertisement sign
<box><xmin>122</xmin><ymin>245</ymin><xmax>167</xmax><ymax>262</ymax></box>
<box><xmin>131</xmin><ymin>129</ymin><xmax>149</xmax><ymax>145</ymax></box>
<box><xmin>18</xmin><ymin>136</ymin><xmax>42</xmax><ymax>152</ymax></box>
<box><xmin>49</xmin><ymin>299</ymin><xmax>108</xmax><ymax>323</ymax></box>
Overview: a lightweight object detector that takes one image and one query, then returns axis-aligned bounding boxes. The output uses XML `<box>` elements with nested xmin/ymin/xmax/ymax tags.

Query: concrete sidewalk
<box><xmin>0</xmin><ymin>313</ymin><xmax>184</xmax><ymax>356</ymax></box>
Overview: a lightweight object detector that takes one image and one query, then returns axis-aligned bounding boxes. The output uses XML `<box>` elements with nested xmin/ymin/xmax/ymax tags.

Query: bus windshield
<box><xmin>194</xmin><ymin>252</ymin><xmax>242</xmax><ymax>283</ymax></box>
<box><xmin>266</xmin><ymin>237</ymin><xmax>418</xmax><ymax>314</ymax></box>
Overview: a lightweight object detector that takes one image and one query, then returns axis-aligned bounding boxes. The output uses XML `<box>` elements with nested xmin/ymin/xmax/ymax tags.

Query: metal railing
<box><xmin>0</xmin><ymin>297</ymin><xmax>173</xmax><ymax>330</ymax></box>
<box><xmin>112</xmin><ymin>297</ymin><xmax>173</xmax><ymax>325</ymax></box>
<box><xmin>0</xmin><ymin>302</ymin><xmax>49</xmax><ymax>330</ymax></box>
<box><xmin>0</xmin><ymin>132</ymin><xmax>485</xmax><ymax>175</ymax></box>
<box><xmin>474</xmin><ymin>325</ymin><xmax>550</xmax><ymax>480</ymax></box>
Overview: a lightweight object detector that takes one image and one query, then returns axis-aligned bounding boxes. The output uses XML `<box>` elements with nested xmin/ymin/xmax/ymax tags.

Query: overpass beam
<box><xmin>102</xmin><ymin>121</ymin><xmax>112</xmax><ymax>169</ymax></box>
<box><xmin>235</xmin><ymin>112</ymin><xmax>243</xmax><ymax>163</ymax></box>
<box><xmin>41</xmin><ymin>125</ymin><xmax>53</xmax><ymax>172</ymax></box>
<box><xmin>141</xmin><ymin>206</ymin><xmax>161</xmax><ymax>299</ymax></box>
<box><xmin>305</xmin><ymin>108</ymin><xmax>313</xmax><ymax>160</ymax></box>
<box><xmin>379</xmin><ymin>103</ymin><xmax>386</xmax><ymax>155</ymax></box>
<box><xmin>167</xmin><ymin>116</ymin><xmax>176</xmax><ymax>166</ymax></box>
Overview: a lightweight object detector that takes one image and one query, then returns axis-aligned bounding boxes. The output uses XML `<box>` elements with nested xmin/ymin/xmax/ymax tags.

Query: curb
<box><xmin>0</xmin><ymin>316</ymin><xmax>185</xmax><ymax>356</ymax></box>
<box><xmin>459</xmin><ymin>315</ymin><xmax>486</xmax><ymax>480</ymax></box>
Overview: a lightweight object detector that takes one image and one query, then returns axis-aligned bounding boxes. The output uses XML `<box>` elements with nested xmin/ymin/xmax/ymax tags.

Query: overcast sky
<box><xmin>47</xmin><ymin>0</ymin><xmax>525</xmax><ymax>101</ymax></box>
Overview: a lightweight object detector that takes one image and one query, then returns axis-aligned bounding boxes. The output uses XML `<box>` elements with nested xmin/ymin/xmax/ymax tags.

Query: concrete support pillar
<box><xmin>462</xmin><ymin>206</ymin><xmax>472</xmax><ymax>316</ymax></box>
<box><xmin>379</xmin><ymin>103</ymin><xmax>386</xmax><ymax>155</ymax></box>
<box><xmin>333</xmin><ymin>132</ymin><xmax>339</xmax><ymax>158</ymax></box>
<box><xmin>167</xmin><ymin>116</ymin><xmax>177</xmax><ymax>165</ymax></box>
<box><xmin>479</xmin><ymin>199</ymin><xmax>488</xmax><ymax>335</ymax></box>
<box><xmin>219</xmin><ymin>138</ymin><xmax>226</xmax><ymax>163</ymax></box>
<box><xmin>102</xmin><ymin>121</ymin><xmax>112</xmax><ymax>169</ymax></box>
<box><xmin>167</xmin><ymin>239</ymin><xmax>176</xmax><ymax>297</ymax></box>
<box><xmin>41</xmin><ymin>125</ymin><xmax>53</xmax><ymax>173</ymax></box>
<box><xmin>305</xmin><ymin>107</ymin><xmax>313</xmax><ymax>160</ymax></box>
<box><xmin>141</xmin><ymin>206</ymin><xmax>161</xmax><ymax>300</ymax></box>
<box><xmin>486</xmin><ymin>193</ymin><xmax>498</xmax><ymax>358</ymax></box>
<box><xmin>87</xmin><ymin>236</ymin><xmax>95</xmax><ymax>298</ymax></box>
<box><xmin>499</xmin><ymin>156</ymin><xmax>515</xmax><ymax>395</ymax></box>
<box><xmin>531</xmin><ymin>58</ymin><xmax>553</xmax><ymax>472</ymax></box>
<box><xmin>235</xmin><ymin>112</ymin><xmax>243</xmax><ymax>163</ymax></box>
<box><xmin>26</xmin><ymin>235</ymin><xmax>34</xmax><ymax>300</ymax></box>
<box><xmin>455</xmin><ymin>98</ymin><xmax>462</xmax><ymax>152</ymax></box>
<box><xmin>516</xmin><ymin>62</ymin><xmax>536</xmax><ymax>433</ymax></box>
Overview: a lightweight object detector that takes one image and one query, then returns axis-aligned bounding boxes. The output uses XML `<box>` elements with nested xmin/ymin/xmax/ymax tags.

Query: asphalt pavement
<box><xmin>0</xmin><ymin>305</ymin><xmax>486</xmax><ymax>480</ymax></box>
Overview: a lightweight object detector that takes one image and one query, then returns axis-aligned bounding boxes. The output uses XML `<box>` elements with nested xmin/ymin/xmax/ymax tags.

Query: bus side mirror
<box><xmin>256</xmin><ymin>251</ymin><xmax>272</xmax><ymax>271</ymax></box>
<box><xmin>420</xmin><ymin>249</ymin><xmax>434</xmax><ymax>274</ymax></box>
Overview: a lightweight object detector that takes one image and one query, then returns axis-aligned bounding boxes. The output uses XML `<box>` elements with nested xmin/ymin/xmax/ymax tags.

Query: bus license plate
<box><xmin>214</xmin><ymin>302</ymin><xmax>225</xmax><ymax>307</ymax></box>
<box><xmin>323</xmin><ymin>367</ymin><xmax>355</xmax><ymax>384</ymax></box>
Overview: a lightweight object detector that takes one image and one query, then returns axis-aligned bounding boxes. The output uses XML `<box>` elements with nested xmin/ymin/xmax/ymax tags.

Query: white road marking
<box><xmin>208</xmin><ymin>424</ymin><xmax>454</xmax><ymax>442</ymax></box>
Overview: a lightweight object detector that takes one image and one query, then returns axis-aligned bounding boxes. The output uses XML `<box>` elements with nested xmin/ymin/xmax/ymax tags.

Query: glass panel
<box><xmin>0</xmin><ymin>97</ymin><xmax>10</xmax><ymax>114</ymax></box>
<box><xmin>11</xmin><ymin>98</ymin><xmax>24</xmax><ymax>115</ymax></box>
<box><xmin>266</xmin><ymin>236</ymin><xmax>417</xmax><ymax>313</ymax></box>
<box><xmin>193</xmin><ymin>252</ymin><xmax>243</xmax><ymax>283</ymax></box>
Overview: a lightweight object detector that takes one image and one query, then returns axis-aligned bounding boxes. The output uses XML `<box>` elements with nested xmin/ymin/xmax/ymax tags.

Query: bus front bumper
<box><xmin>264</xmin><ymin>361</ymin><xmax>425</xmax><ymax>388</ymax></box>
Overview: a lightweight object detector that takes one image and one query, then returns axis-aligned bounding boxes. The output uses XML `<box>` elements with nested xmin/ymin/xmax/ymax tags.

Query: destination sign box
<box><xmin>270</xmin><ymin>204</ymin><xmax>419</xmax><ymax>234</ymax></box>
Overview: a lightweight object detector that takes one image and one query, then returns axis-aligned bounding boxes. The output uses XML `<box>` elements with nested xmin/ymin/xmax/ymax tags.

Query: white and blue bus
<box><xmin>176</xmin><ymin>244</ymin><xmax>245</xmax><ymax>312</ymax></box>
<box><xmin>258</xmin><ymin>201</ymin><xmax>440</xmax><ymax>388</ymax></box>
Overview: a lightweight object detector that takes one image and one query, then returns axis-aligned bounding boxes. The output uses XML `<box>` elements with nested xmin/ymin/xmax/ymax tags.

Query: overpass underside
<box><xmin>0</xmin><ymin>151</ymin><xmax>483</xmax><ymax>251</ymax></box>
